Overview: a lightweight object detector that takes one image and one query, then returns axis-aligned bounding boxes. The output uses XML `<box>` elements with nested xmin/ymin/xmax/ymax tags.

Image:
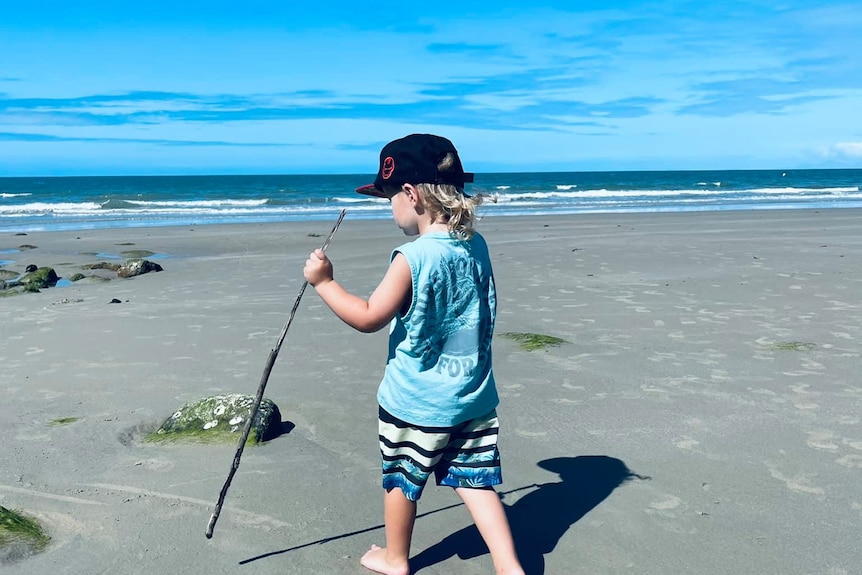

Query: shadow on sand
<box><xmin>410</xmin><ymin>455</ymin><xmax>649</xmax><ymax>575</ymax></box>
<box><xmin>240</xmin><ymin>455</ymin><xmax>647</xmax><ymax>573</ymax></box>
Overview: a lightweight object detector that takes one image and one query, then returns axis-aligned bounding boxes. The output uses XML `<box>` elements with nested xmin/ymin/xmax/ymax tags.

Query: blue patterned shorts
<box><xmin>377</xmin><ymin>406</ymin><xmax>503</xmax><ymax>501</ymax></box>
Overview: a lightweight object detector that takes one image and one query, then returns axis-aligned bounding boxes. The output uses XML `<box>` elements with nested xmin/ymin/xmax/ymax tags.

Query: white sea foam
<box><xmin>498</xmin><ymin>189</ymin><xmax>719</xmax><ymax>200</ymax></box>
<box><xmin>745</xmin><ymin>186</ymin><xmax>858</xmax><ymax>195</ymax></box>
<box><xmin>121</xmin><ymin>198</ymin><xmax>269</xmax><ymax>207</ymax></box>
<box><xmin>331</xmin><ymin>196</ymin><xmax>376</xmax><ymax>203</ymax></box>
<box><xmin>0</xmin><ymin>201</ymin><xmax>103</xmax><ymax>216</ymax></box>
<box><xmin>494</xmin><ymin>186</ymin><xmax>860</xmax><ymax>202</ymax></box>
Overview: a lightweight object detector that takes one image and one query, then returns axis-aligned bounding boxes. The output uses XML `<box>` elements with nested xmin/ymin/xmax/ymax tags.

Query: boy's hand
<box><xmin>304</xmin><ymin>249</ymin><xmax>334</xmax><ymax>287</ymax></box>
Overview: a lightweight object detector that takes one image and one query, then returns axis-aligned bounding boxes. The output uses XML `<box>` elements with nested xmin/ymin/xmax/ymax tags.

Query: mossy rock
<box><xmin>119</xmin><ymin>250</ymin><xmax>155</xmax><ymax>258</ymax></box>
<box><xmin>117</xmin><ymin>259</ymin><xmax>163</xmax><ymax>277</ymax></box>
<box><xmin>69</xmin><ymin>273</ymin><xmax>86</xmax><ymax>282</ymax></box>
<box><xmin>79</xmin><ymin>275</ymin><xmax>112</xmax><ymax>283</ymax></box>
<box><xmin>501</xmin><ymin>332</ymin><xmax>568</xmax><ymax>351</ymax></box>
<box><xmin>147</xmin><ymin>394</ymin><xmax>282</xmax><ymax>444</ymax></box>
<box><xmin>20</xmin><ymin>267</ymin><xmax>58</xmax><ymax>290</ymax></box>
<box><xmin>0</xmin><ymin>506</ymin><xmax>50</xmax><ymax>563</ymax></box>
<box><xmin>80</xmin><ymin>262</ymin><xmax>120</xmax><ymax>271</ymax></box>
<box><xmin>48</xmin><ymin>417</ymin><xmax>80</xmax><ymax>426</ymax></box>
<box><xmin>770</xmin><ymin>341</ymin><xmax>816</xmax><ymax>352</ymax></box>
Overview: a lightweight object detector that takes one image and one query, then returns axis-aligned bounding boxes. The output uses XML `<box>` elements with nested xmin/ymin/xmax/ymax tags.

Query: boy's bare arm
<box><xmin>304</xmin><ymin>250</ymin><xmax>412</xmax><ymax>333</ymax></box>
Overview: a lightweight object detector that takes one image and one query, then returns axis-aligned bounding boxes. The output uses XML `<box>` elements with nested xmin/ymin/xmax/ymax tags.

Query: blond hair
<box><xmin>416</xmin><ymin>152</ymin><xmax>488</xmax><ymax>239</ymax></box>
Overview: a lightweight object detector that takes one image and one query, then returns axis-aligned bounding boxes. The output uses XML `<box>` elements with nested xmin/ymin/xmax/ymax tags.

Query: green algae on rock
<box><xmin>80</xmin><ymin>262</ymin><xmax>121</xmax><ymax>271</ymax></box>
<box><xmin>117</xmin><ymin>259</ymin><xmax>163</xmax><ymax>278</ymax></box>
<box><xmin>0</xmin><ymin>506</ymin><xmax>50</xmax><ymax>563</ymax></box>
<box><xmin>119</xmin><ymin>250</ymin><xmax>155</xmax><ymax>258</ymax></box>
<box><xmin>770</xmin><ymin>341</ymin><xmax>816</xmax><ymax>351</ymax></box>
<box><xmin>148</xmin><ymin>394</ymin><xmax>282</xmax><ymax>444</ymax></box>
<box><xmin>20</xmin><ymin>267</ymin><xmax>59</xmax><ymax>290</ymax></box>
<box><xmin>48</xmin><ymin>417</ymin><xmax>80</xmax><ymax>426</ymax></box>
<box><xmin>500</xmin><ymin>332</ymin><xmax>568</xmax><ymax>351</ymax></box>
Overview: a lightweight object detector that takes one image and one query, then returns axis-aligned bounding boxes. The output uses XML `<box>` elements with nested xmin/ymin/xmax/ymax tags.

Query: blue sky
<box><xmin>1</xmin><ymin>1</ymin><xmax>861</xmax><ymax>176</ymax></box>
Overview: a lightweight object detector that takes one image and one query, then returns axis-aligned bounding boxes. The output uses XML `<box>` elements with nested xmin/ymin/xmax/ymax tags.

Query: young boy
<box><xmin>303</xmin><ymin>134</ymin><xmax>524</xmax><ymax>575</ymax></box>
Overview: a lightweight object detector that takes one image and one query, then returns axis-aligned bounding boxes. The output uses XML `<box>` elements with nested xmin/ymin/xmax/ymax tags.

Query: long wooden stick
<box><xmin>206</xmin><ymin>209</ymin><xmax>347</xmax><ymax>539</ymax></box>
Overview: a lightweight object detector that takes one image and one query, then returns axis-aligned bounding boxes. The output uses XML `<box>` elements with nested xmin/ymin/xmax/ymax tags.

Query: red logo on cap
<box><xmin>381</xmin><ymin>156</ymin><xmax>395</xmax><ymax>180</ymax></box>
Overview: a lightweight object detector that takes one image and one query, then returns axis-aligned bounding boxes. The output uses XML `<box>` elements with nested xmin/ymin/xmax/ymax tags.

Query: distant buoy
<box><xmin>782</xmin><ymin>172</ymin><xmax>786</xmax><ymax>177</ymax></box>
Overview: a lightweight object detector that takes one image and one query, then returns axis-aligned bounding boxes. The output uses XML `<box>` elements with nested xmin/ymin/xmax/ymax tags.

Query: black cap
<box><xmin>356</xmin><ymin>134</ymin><xmax>474</xmax><ymax>198</ymax></box>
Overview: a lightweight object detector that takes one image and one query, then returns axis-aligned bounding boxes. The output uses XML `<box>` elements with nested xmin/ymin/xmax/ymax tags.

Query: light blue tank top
<box><xmin>377</xmin><ymin>231</ymin><xmax>499</xmax><ymax>426</ymax></box>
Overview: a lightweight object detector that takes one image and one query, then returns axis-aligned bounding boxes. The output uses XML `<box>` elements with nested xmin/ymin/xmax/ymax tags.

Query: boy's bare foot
<box><xmin>360</xmin><ymin>544</ymin><xmax>410</xmax><ymax>575</ymax></box>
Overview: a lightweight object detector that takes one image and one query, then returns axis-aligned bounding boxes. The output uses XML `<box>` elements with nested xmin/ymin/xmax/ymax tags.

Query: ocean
<box><xmin>1</xmin><ymin>169</ymin><xmax>861</xmax><ymax>233</ymax></box>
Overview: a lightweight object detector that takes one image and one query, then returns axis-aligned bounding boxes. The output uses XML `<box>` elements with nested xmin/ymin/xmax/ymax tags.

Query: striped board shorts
<box><xmin>378</xmin><ymin>406</ymin><xmax>503</xmax><ymax>501</ymax></box>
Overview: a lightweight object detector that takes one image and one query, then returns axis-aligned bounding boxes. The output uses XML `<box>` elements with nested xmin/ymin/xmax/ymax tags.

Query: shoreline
<box><xmin>2</xmin><ymin>208</ymin><xmax>861</xmax><ymax>574</ymax></box>
<box><xmin>4</xmin><ymin>202</ymin><xmax>862</xmax><ymax>236</ymax></box>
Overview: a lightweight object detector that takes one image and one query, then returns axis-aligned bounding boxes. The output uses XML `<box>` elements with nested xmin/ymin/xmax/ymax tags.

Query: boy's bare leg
<box><xmin>455</xmin><ymin>487</ymin><xmax>525</xmax><ymax>575</ymax></box>
<box><xmin>361</xmin><ymin>487</ymin><xmax>416</xmax><ymax>575</ymax></box>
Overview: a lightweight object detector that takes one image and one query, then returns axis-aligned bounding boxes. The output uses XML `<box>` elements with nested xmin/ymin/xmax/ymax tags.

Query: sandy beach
<box><xmin>1</xmin><ymin>209</ymin><xmax>861</xmax><ymax>574</ymax></box>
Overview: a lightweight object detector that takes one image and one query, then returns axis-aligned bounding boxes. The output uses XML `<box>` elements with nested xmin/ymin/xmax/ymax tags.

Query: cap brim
<box><xmin>356</xmin><ymin>177</ymin><xmax>475</xmax><ymax>198</ymax></box>
<box><xmin>355</xmin><ymin>183</ymin><xmax>387</xmax><ymax>198</ymax></box>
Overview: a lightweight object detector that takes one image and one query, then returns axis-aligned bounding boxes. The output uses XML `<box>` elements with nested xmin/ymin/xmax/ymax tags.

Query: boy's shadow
<box><xmin>410</xmin><ymin>455</ymin><xmax>648</xmax><ymax>575</ymax></box>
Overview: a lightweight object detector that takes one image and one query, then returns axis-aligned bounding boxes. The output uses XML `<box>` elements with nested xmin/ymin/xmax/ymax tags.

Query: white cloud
<box><xmin>832</xmin><ymin>142</ymin><xmax>862</xmax><ymax>157</ymax></box>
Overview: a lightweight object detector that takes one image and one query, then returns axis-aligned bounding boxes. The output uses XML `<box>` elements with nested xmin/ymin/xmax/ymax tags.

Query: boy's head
<box><xmin>356</xmin><ymin>133</ymin><xmax>473</xmax><ymax>198</ymax></box>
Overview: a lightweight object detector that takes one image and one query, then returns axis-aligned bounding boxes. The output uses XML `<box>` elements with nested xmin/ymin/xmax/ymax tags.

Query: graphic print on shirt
<box><xmin>410</xmin><ymin>254</ymin><xmax>492</xmax><ymax>379</ymax></box>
